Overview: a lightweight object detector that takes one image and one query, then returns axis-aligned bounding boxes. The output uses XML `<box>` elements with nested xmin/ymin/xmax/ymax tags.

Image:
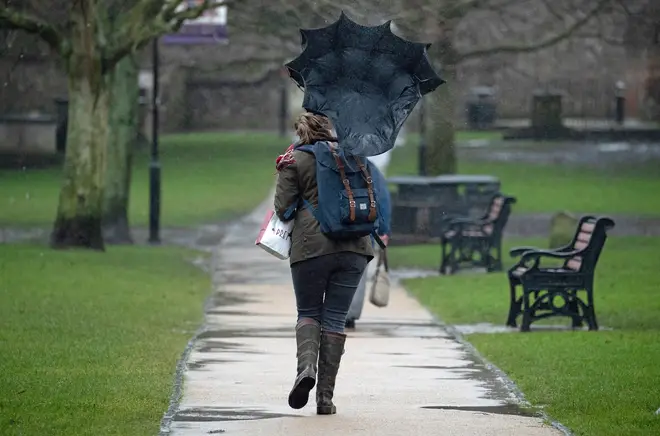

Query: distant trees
<box><xmin>0</xmin><ymin>1</ymin><xmax>229</xmax><ymax>250</ymax></box>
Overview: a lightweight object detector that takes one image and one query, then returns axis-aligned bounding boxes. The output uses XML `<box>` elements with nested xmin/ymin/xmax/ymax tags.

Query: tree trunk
<box><xmin>50</xmin><ymin>4</ymin><xmax>108</xmax><ymax>250</ymax></box>
<box><xmin>103</xmin><ymin>55</ymin><xmax>138</xmax><ymax>244</ymax></box>
<box><xmin>51</xmin><ymin>74</ymin><xmax>109</xmax><ymax>250</ymax></box>
<box><xmin>425</xmin><ymin>37</ymin><xmax>459</xmax><ymax>175</ymax></box>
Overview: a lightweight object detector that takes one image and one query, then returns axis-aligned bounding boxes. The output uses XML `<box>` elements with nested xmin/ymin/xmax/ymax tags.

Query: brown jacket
<box><xmin>274</xmin><ymin>149</ymin><xmax>374</xmax><ymax>265</ymax></box>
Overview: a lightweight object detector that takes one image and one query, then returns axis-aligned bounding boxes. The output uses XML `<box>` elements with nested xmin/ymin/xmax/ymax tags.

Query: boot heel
<box><xmin>316</xmin><ymin>404</ymin><xmax>337</xmax><ymax>415</ymax></box>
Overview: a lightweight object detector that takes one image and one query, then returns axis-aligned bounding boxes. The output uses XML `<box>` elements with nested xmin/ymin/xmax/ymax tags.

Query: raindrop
<box><xmin>25</xmin><ymin>192</ymin><xmax>30</xmax><ymax>200</ymax></box>
<box><xmin>18</xmin><ymin>54</ymin><xmax>23</xmax><ymax>59</ymax></box>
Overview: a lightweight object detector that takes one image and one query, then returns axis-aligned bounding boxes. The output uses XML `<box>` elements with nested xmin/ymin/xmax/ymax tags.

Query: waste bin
<box><xmin>54</xmin><ymin>98</ymin><xmax>68</xmax><ymax>153</ymax></box>
<box><xmin>466</xmin><ymin>86</ymin><xmax>496</xmax><ymax>130</ymax></box>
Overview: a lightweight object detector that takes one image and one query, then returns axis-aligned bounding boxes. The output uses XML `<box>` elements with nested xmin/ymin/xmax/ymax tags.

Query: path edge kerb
<box><xmin>157</xmin><ymin>191</ymin><xmax>274</xmax><ymax>435</ymax></box>
<box><xmin>396</xmin><ymin>280</ymin><xmax>574</xmax><ymax>436</ymax></box>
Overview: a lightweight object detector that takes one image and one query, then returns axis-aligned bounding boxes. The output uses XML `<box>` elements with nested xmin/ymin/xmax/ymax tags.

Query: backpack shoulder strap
<box><xmin>354</xmin><ymin>156</ymin><xmax>378</xmax><ymax>222</ymax></box>
<box><xmin>295</xmin><ymin>144</ymin><xmax>314</xmax><ymax>154</ymax></box>
<box><xmin>329</xmin><ymin>144</ymin><xmax>357</xmax><ymax>222</ymax></box>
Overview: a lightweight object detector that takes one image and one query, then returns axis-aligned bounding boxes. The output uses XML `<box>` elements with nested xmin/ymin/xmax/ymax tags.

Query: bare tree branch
<box><xmin>456</xmin><ymin>0</ymin><xmax>611</xmax><ymax>62</ymax></box>
<box><xmin>104</xmin><ymin>0</ymin><xmax>234</xmax><ymax>71</ymax></box>
<box><xmin>0</xmin><ymin>5</ymin><xmax>62</xmax><ymax>52</ymax></box>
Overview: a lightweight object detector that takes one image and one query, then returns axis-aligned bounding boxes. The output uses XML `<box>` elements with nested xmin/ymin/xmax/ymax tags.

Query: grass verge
<box><xmin>0</xmin><ymin>244</ymin><xmax>210</xmax><ymax>435</ymax></box>
<box><xmin>391</xmin><ymin>237</ymin><xmax>660</xmax><ymax>436</ymax></box>
<box><xmin>387</xmin><ymin>139</ymin><xmax>660</xmax><ymax>216</ymax></box>
<box><xmin>0</xmin><ymin>132</ymin><xmax>289</xmax><ymax>227</ymax></box>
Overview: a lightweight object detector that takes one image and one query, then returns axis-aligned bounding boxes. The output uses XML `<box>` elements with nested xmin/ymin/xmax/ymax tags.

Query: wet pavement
<box><xmin>162</xmin><ymin>196</ymin><xmax>563</xmax><ymax>436</ymax></box>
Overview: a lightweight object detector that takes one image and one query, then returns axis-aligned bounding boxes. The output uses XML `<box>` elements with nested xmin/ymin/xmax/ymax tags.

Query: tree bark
<box><xmin>103</xmin><ymin>55</ymin><xmax>138</xmax><ymax>245</ymax></box>
<box><xmin>51</xmin><ymin>73</ymin><xmax>109</xmax><ymax>250</ymax></box>
<box><xmin>425</xmin><ymin>37</ymin><xmax>458</xmax><ymax>175</ymax></box>
<box><xmin>50</xmin><ymin>3</ymin><xmax>108</xmax><ymax>250</ymax></box>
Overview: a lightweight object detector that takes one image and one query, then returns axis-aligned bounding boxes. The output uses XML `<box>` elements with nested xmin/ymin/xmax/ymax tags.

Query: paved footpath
<box><xmin>162</xmin><ymin>193</ymin><xmax>563</xmax><ymax>436</ymax></box>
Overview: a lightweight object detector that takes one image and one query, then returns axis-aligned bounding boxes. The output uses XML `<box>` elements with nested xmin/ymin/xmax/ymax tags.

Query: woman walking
<box><xmin>274</xmin><ymin>112</ymin><xmax>374</xmax><ymax>415</ymax></box>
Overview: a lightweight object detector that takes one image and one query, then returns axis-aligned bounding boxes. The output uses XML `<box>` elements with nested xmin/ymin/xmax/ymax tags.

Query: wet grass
<box><xmin>0</xmin><ymin>132</ymin><xmax>289</xmax><ymax>227</ymax></box>
<box><xmin>406</xmin><ymin>130</ymin><xmax>504</xmax><ymax>144</ymax></box>
<box><xmin>0</xmin><ymin>244</ymin><xmax>210</xmax><ymax>435</ymax></box>
<box><xmin>393</xmin><ymin>236</ymin><xmax>660</xmax><ymax>436</ymax></box>
<box><xmin>387</xmin><ymin>138</ymin><xmax>660</xmax><ymax>216</ymax></box>
<box><xmin>388</xmin><ymin>237</ymin><xmax>548</xmax><ymax>273</ymax></box>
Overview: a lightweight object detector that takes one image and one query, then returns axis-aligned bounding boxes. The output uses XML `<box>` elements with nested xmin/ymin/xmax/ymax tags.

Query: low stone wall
<box><xmin>0</xmin><ymin>115</ymin><xmax>57</xmax><ymax>154</ymax></box>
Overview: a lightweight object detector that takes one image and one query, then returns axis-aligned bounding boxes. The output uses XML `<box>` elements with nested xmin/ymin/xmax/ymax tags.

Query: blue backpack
<box><xmin>297</xmin><ymin>142</ymin><xmax>386</xmax><ymax>247</ymax></box>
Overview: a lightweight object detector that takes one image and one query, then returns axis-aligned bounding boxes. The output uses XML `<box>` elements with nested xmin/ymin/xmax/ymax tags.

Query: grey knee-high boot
<box><xmin>316</xmin><ymin>331</ymin><xmax>346</xmax><ymax>415</ymax></box>
<box><xmin>288</xmin><ymin>321</ymin><xmax>321</xmax><ymax>409</ymax></box>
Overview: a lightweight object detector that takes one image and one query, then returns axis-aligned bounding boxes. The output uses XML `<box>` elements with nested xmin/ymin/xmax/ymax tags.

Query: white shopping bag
<box><xmin>255</xmin><ymin>210</ymin><xmax>293</xmax><ymax>260</ymax></box>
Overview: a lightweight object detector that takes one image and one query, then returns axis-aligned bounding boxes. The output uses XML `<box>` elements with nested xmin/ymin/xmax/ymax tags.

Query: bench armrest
<box><xmin>445</xmin><ymin>217</ymin><xmax>478</xmax><ymax>225</ymax></box>
<box><xmin>520</xmin><ymin>249</ymin><xmax>581</xmax><ymax>263</ymax></box>
<box><xmin>510</xmin><ymin>246</ymin><xmax>544</xmax><ymax>257</ymax></box>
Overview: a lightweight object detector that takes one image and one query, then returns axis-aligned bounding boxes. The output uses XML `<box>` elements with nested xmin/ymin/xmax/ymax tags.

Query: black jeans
<box><xmin>290</xmin><ymin>252</ymin><xmax>369</xmax><ymax>333</ymax></box>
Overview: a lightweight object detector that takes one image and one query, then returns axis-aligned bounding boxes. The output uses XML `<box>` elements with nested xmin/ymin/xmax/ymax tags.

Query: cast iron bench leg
<box><xmin>586</xmin><ymin>285</ymin><xmax>599</xmax><ymax>331</ymax></box>
<box><xmin>439</xmin><ymin>239</ymin><xmax>448</xmax><ymax>274</ymax></box>
<box><xmin>521</xmin><ymin>286</ymin><xmax>533</xmax><ymax>332</ymax></box>
<box><xmin>506</xmin><ymin>279</ymin><xmax>519</xmax><ymax>327</ymax></box>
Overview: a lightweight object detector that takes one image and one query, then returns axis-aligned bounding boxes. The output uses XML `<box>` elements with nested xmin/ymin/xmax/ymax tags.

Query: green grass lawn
<box><xmin>387</xmin><ymin>139</ymin><xmax>660</xmax><ymax>216</ymax></box>
<box><xmin>0</xmin><ymin>132</ymin><xmax>289</xmax><ymax>227</ymax></box>
<box><xmin>0</xmin><ymin>244</ymin><xmax>211</xmax><ymax>435</ymax></box>
<box><xmin>391</xmin><ymin>237</ymin><xmax>660</xmax><ymax>436</ymax></box>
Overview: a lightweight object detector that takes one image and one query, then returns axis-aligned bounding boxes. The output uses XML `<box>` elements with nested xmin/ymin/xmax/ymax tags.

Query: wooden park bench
<box><xmin>506</xmin><ymin>216</ymin><xmax>615</xmax><ymax>332</ymax></box>
<box><xmin>439</xmin><ymin>193</ymin><xmax>516</xmax><ymax>275</ymax></box>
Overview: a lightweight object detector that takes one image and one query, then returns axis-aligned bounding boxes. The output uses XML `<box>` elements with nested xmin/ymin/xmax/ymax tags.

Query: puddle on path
<box><xmin>174</xmin><ymin>407</ymin><xmax>299</xmax><ymax>422</ymax></box>
<box><xmin>197</xmin><ymin>327</ymin><xmax>294</xmax><ymax>339</ymax></box>
<box><xmin>421</xmin><ymin>404</ymin><xmax>540</xmax><ymax>417</ymax></box>
<box><xmin>195</xmin><ymin>339</ymin><xmax>266</xmax><ymax>353</ymax></box>
<box><xmin>393</xmin><ymin>360</ymin><xmax>513</xmax><ymax>402</ymax></box>
<box><xmin>187</xmin><ymin>359</ymin><xmax>242</xmax><ymax>370</ymax></box>
<box><xmin>206</xmin><ymin>309</ymin><xmax>271</xmax><ymax>317</ymax></box>
<box><xmin>209</xmin><ymin>292</ymin><xmax>254</xmax><ymax>308</ymax></box>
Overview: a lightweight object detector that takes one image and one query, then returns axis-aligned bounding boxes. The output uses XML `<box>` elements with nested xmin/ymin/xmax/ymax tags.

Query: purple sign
<box><xmin>162</xmin><ymin>2</ymin><xmax>228</xmax><ymax>44</ymax></box>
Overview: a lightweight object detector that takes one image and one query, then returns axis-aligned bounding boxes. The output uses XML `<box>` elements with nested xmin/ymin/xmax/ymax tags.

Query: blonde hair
<box><xmin>295</xmin><ymin>112</ymin><xmax>337</xmax><ymax>144</ymax></box>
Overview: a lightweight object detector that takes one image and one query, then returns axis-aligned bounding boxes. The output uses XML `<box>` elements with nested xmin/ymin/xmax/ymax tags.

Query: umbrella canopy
<box><xmin>285</xmin><ymin>12</ymin><xmax>444</xmax><ymax>156</ymax></box>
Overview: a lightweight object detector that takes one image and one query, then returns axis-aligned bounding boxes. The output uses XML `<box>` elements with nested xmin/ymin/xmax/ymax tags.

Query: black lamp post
<box><xmin>148</xmin><ymin>37</ymin><xmax>161</xmax><ymax>244</ymax></box>
<box><xmin>418</xmin><ymin>96</ymin><xmax>427</xmax><ymax>176</ymax></box>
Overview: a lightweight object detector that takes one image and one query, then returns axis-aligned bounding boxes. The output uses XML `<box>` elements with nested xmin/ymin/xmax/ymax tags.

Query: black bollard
<box><xmin>615</xmin><ymin>96</ymin><xmax>625</xmax><ymax>125</ymax></box>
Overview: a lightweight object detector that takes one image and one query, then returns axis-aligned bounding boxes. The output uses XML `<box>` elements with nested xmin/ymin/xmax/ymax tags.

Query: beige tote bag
<box><xmin>369</xmin><ymin>248</ymin><xmax>390</xmax><ymax>308</ymax></box>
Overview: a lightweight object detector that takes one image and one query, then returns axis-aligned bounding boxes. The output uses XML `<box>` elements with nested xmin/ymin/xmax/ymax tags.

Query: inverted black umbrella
<box><xmin>285</xmin><ymin>12</ymin><xmax>444</xmax><ymax>156</ymax></box>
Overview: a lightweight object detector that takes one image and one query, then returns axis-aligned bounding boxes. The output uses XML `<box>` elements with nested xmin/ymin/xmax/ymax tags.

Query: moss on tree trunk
<box><xmin>103</xmin><ymin>55</ymin><xmax>138</xmax><ymax>245</ymax></box>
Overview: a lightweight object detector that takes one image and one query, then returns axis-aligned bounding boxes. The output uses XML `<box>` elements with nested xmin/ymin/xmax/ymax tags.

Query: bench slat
<box><xmin>574</xmin><ymin>240</ymin><xmax>589</xmax><ymax>250</ymax></box>
<box><xmin>581</xmin><ymin>222</ymin><xmax>596</xmax><ymax>233</ymax></box>
<box><xmin>566</xmin><ymin>257</ymin><xmax>582</xmax><ymax>270</ymax></box>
